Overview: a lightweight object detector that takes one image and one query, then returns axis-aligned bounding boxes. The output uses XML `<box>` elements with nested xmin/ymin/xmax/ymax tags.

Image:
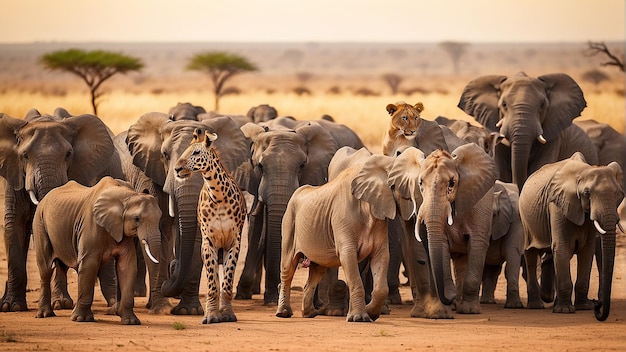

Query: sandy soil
<box><xmin>0</xmin><ymin>224</ymin><xmax>625</xmax><ymax>352</ymax></box>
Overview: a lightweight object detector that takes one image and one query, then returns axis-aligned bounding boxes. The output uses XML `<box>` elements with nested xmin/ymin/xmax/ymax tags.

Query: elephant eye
<box><xmin>583</xmin><ymin>189</ymin><xmax>590</xmax><ymax>198</ymax></box>
<box><xmin>22</xmin><ymin>152</ymin><xmax>28</xmax><ymax>160</ymax></box>
<box><xmin>539</xmin><ymin>100</ymin><xmax>547</xmax><ymax>109</ymax></box>
<box><xmin>256</xmin><ymin>162</ymin><xmax>264</xmax><ymax>173</ymax></box>
<box><xmin>501</xmin><ymin>101</ymin><xmax>507</xmax><ymax>110</ymax></box>
<box><xmin>65</xmin><ymin>150</ymin><xmax>72</xmax><ymax>159</ymax></box>
<box><xmin>448</xmin><ymin>179</ymin><xmax>455</xmax><ymax>189</ymax></box>
<box><xmin>133</xmin><ymin>215</ymin><xmax>140</xmax><ymax>223</ymax></box>
<box><xmin>162</xmin><ymin>151</ymin><xmax>169</xmax><ymax>161</ymax></box>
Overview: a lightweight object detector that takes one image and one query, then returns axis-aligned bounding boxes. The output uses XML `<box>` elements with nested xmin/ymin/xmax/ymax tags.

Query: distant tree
<box><xmin>186</xmin><ymin>51</ymin><xmax>258</xmax><ymax>111</ymax></box>
<box><xmin>381</xmin><ymin>73</ymin><xmax>404</xmax><ymax>94</ymax></box>
<box><xmin>40</xmin><ymin>49</ymin><xmax>144</xmax><ymax>115</ymax></box>
<box><xmin>581</xmin><ymin>69</ymin><xmax>611</xmax><ymax>86</ymax></box>
<box><xmin>439</xmin><ymin>41</ymin><xmax>470</xmax><ymax>75</ymax></box>
<box><xmin>584</xmin><ymin>41</ymin><xmax>624</xmax><ymax>72</ymax></box>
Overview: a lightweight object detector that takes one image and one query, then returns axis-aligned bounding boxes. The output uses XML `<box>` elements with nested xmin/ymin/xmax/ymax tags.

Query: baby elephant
<box><xmin>34</xmin><ymin>176</ymin><xmax>162</xmax><ymax>325</ymax></box>
<box><xmin>276</xmin><ymin>147</ymin><xmax>396</xmax><ymax>322</ymax></box>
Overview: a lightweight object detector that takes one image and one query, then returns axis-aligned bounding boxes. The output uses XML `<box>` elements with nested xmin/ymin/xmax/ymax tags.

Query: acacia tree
<box><xmin>40</xmin><ymin>49</ymin><xmax>144</xmax><ymax>115</ymax></box>
<box><xmin>382</xmin><ymin>73</ymin><xmax>403</xmax><ymax>94</ymax></box>
<box><xmin>439</xmin><ymin>41</ymin><xmax>469</xmax><ymax>75</ymax></box>
<box><xmin>186</xmin><ymin>51</ymin><xmax>258</xmax><ymax>111</ymax></box>
<box><xmin>584</xmin><ymin>41</ymin><xmax>624</xmax><ymax>72</ymax></box>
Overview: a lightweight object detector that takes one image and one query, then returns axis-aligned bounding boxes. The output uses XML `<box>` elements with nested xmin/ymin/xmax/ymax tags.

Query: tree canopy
<box><xmin>186</xmin><ymin>51</ymin><xmax>258</xmax><ymax>111</ymax></box>
<box><xmin>40</xmin><ymin>49</ymin><xmax>144</xmax><ymax>115</ymax></box>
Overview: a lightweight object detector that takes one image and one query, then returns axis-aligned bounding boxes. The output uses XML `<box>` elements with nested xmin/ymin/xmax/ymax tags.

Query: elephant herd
<box><xmin>0</xmin><ymin>72</ymin><xmax>623</xmax><ymax>325</ymax></box>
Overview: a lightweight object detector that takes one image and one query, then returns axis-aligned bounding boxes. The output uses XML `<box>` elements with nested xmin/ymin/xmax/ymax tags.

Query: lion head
<box><xmin>385</xmin><ymin>102</ymin><xmax>424</xmax><ymax>138</ymax></box>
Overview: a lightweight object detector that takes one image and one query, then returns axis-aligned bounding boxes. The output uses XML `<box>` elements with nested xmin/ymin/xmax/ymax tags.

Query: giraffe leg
<box><xmin>219</xmin><ymin>239</ymin><xmax>241</xmax><ymax>322</ymax></box>
<box><xmin>201</xmin><ymin>242</ymin><xmax>221</xmax><ymax>324</ymax></box>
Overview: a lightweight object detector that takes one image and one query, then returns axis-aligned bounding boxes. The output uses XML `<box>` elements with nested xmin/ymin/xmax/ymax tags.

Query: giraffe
<box><xmin>174</xmin><ymin>128</ymin><xmax>247</xmax><ymax>324</ymax></box>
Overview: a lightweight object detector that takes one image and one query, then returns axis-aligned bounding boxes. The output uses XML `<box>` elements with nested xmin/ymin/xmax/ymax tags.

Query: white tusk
<box><xmin>142</xmin><ymin>239</ymin><xmax>159</xmax><ymax>264</ymax></box>
<box><xmin>28</xmin><ymin>190</ymin><xmax>39</xmax><ymax>205</ymax></box>
<box><xmin>447</xmin><ymin>210</ymin><xmax>454</xmax><ymax>226</ymax></box>
<box><xmin>168</xmin><ymin>195</ymin><xmax>175</xmax><ymax>218</ymax></box>
<box><xmin>496</xmin><ymin>119</ymin><xmax>504</xmax><ymax>128</ymax></box>
<box><xmin>500</xmin><ymin>138</ymin><xmax>510</xmax><ymax>147</ymax></box>
<box><xmin>537</xmin><ymin>135</ymin><xmax>547</xmax><ymax>144</ymax></box>
<box><xmin>414</xmin><ymin>219</ymin><xmax>422</xmax><ymax>242</ymax></box>
<box><xmin>594</xmin><ymin>220</ymin><xmax>607</xmax><ymax>235</ymax></box>
<box><xmin>411</xmin><ymin>197</ymin><xmax>417</xmax><ymax>218</ymax></box>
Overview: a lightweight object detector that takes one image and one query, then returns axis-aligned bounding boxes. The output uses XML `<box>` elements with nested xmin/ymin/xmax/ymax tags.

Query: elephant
<box><xmin>435</xmin><ymin>115</ymin><xmax>502</xmax><ymax>158</ymax></box>
<box><xmin>247</xmin><ymin>104</ymin><xmax>278</xmax><ymax>123</ymax></box>
<box><xmin>33</xmin><ymin>176</ymin><xmax>162</xmax><ymax>324</ymax></box>
<box><xmin>276</xmin><ymin>147</ymin><xmax>395</xmax><ymax>322</ymax></box>
<box><xmin>457</xmin><ymin>72</ymin><xmax>599</xmax><ymax>190</ymax></box>
<box><xmin>574</xmin><ymin>118</ymin><xmax>624</xmax><ymax>170</ymax></box>
<box><xmin>168</xmin><ymin>102</ymin><xmax>207</xmax><ymax>120</ymax></box>
<box><xmin>480</xmin><ymin>180</ymin><xmax>524</xmax><ymax>308</ymax></box>
<box><xmin>389</xmin><ymin>143</ymin><xmax>497</xmax><ymax>314</ymax></box>
<box><xmin>236</xmin><ymin>121</ymin><xmax>342</xmax><ymax>304</ymax></box>
<box><xmin>519</xmin><ymin>153</ymin><xmax>624</xmax><ymax>321</ymax></box>
<box><xmin>126</xmin><ymin>112</ymin><xmax>250</xmax><ymax>315</ymax></box>
<box><xmin>0</xmin><ymin>110</ymin><xmax>115</xmax><ymax>312</ymax></box>
<box><xmin>263</xmin><ymin>116</ymin><xmax>365</xmax><ymax>150</ymax></box>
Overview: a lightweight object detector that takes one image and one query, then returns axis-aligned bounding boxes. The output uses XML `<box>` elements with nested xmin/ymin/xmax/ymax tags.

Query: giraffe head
<box><xmin>174</xmin><ymin>128</ymin><xmax>218</xmax><ymax>180</ymax></box>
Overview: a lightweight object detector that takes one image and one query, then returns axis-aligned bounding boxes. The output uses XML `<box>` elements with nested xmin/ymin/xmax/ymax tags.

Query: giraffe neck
<box><xmin>200</xmin><ymin>147</ymin><xmax>236</xmax><ymax>202</ymax></box>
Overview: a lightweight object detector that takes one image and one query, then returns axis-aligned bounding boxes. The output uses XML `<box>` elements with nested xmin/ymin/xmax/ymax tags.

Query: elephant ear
<box><xmin>457</xmin><ymin>75</ymin><xmax>507</xmax><ymax>132</ymax></box>
<box><xmin>538</xmin><ymin>73</ymin><xmax>587</xmax><ymax>141</ymax></box>
<box><xmin>388</xmin><ymin>147</ymin><xmax>425</xmax><ymax>220</ymax></box>
<box><xmin>414</xmin><ymin>119</ymin><xmax>449</xmax><ymax>154</ymax></box>
<box><xmin>351</xmin><ymin>154</ymin><xmax>396</xmax><ymax>220</ymax></box>
<box><xmin>63</xmin><ymin>114</ymin><xmax>115</xmax><ymax>185</ymax></box>
<box><xmin>202</xmin><ymin>116</ymin><xmax>250</xmax><ymax>175</ymax></box>
<box><xmin>607</xmin><ymin>161</ymin><xmax>625</xmax><ymax>197</ymax></box>
<box><xmin>452</xmin><ymin>143</ymin><xmax>497</xmax><ymax>216</ymax></box>
<box><xmin>93</xmin><ymin>180</ymin><xmax>128</xmax><ymax>242</ymax></box>
<box><xmin>550</xmin><ymin>152</ymin><xmax>589</xmax><ymax>225</ymax></box>
<box><xmin>126</xmin><ymin>112</ymin><xmax>171</xmax><ymax>186</ymax></box>
<box><xmin>328</xmin><ymin>146</ymin><xmax>372</xmax><ymax>181</ymax></box>
<box><xmin>491</xmin><ymin>181</ymin><xmax>514</xmax><ymax>241</ymax></box>
<box><xmin>296</xmin><ymin>122</ymin><xmax>338</xmax><ymax>186</ymax></box>
<box><xmin>0</xmin><ymin>113</ymin><xmax>28</xmax><ymax>190</ymax></box>
<box><xmin>241</xmin><ymin>122</ymin><xmax>267</xmax><ymax>140</ymax></box>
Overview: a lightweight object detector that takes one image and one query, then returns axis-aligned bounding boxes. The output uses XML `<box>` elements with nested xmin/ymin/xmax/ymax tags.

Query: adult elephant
<box><xmin>236</xmin><ymin>121</ymin><xmax>343</xmax><ymax>304</ymax></box>
<box><xmin>520</xmin><ymin>153</ymin><xmax>624</xmax><ymax>321</ymax></box>
<box><xmin>168</xmin><ymin>102</ymin><xmax>206</xmax><ymax>120</ymax></box>
<box><xmin>0</xmin><ymin>110</ymin><xmax>114</xmax><ymax>312</ymax></box>
<box><xmin>276</xmin><ymin>147</ymin><xmax>395</xmax><ymax>322</ymax></box>
<box><xmin>33</xmin><ymin>177</ymin><xmax>161</xmax><ymax>324</ymax></box>
<box><xmin>457</xmin><ymin>72</ymin><xmax>599</xmax><ymax>190</ymax></box>
<box><xmin>247</xmin><ymin>104</ymin><xmax>278</xmax><ymax>123</ymax></box>
<box><xmin>389</xmin><ymin>144</ymin><xmax>497</xmax><ymax>314</ymax></box>
<box><xmin>126</xmin><ymin>113</ymin><xmax>250</xmax><ymax>314</ymax></box>
<box><xmin>435</xmin><ymin>116</ymin><xmax>502</xmax><ymax>158</ymax></box>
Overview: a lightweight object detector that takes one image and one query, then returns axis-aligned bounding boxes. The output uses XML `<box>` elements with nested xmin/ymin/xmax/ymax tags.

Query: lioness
<box><xmin>382</xmin><ymin>102</ymin><xmax>424</xmax><ymax>156</ymax></box>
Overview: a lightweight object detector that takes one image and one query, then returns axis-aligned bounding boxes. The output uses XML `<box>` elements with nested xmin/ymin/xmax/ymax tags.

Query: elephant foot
<box><xmin>234</xmin><ymin>290</ymin><xmax>253</xmax><ymax>300</ymax></box>
<box><xmin>324</xmin><ymin>307</ymin><xmax>346</xmax><ymax>316</ymax></box>
<box><xmin>120</xmin><ymin>313</ymin><xmax>141</xmax><ymax>325</ymax></box>
<box><xmin>134</xmin><ymin>284</ymin><xmax>147</xmax><ymax>298</ymax></box>
<box><xmin>575</xmin><ymin>299</ymin><xmax>594</xmax><ymax>310</ymax></box>
<box><xmin>171</xmin><ymin>297</ymin><xmax>204</xmax><ymax>315</ymax></box>
<box><xmin>387</xmin><ymin>289</ymin><xmax>402</xmax><ymax>305</ymax></box>
<box><xmin>504</xmin><ymin>299</ymin><xmax>524</xmax><ymax>309</ymax></box>
<box><xmin>480</xmin><ymin>296</ymin><xmax>497</xmax><ymax>304</ymax></box>
<box><xmin>264</xmin><ymin>290</ymin><xmax>279</xmax><ymax>306</ymax></box>
<box><xmin>0</xmin><ymin>297</ymin><xmax>28</xmax><ymax>312</ymax></box>
<box><xmin>36</xmin><ymin>307</ymin><xmax>56</xmax><ymax>318</ymax></box>
<box><xmin>201</xmin><ymin>315</ymin><xmax>221</xmax><ymax>324</ymax></box>
<box><xmin>275</xmin><ymin>305</ymin><xmax>293</xmax><ymax>318</ymax></box>
<box><xmin>302</xmin><ymin>307</ymin><xmax>318</xmax><ymax>318</ymax></box>
<box><xmin>410</xmin><ymin>296</ymin><xmax>454</xmax><ymax>319</ymax></box>
<box><xmin>147</xmin><ymin>297</ymin><xmax>173</xmax><ymax>314</ymax></box>
<box><xmin>347</xmin><ymin>312</ymin><xmax>373</xmax><ymax>322</ymax></box>
<box><xmin>52</xmin><ymin>296</ymin><xmax>74</xmax><ymax>310</ymax></box>
<box><xmin>526</xmin><ymin>299</ymin><xmax>545</xmax><ymax>309</ymax></box>
<box><xmin>71</xmin><ymin>308</ymin><xmax>95</xmax><ymax>322</ymax></box>
<box><xmin>552</xmin><ymin>304</ymin><xmax>575</xmax><ymax>313</ymax></box>
<box><xmin>379</xmin><ymin>303</ymin><xmax>390</xmax><ymax>315</ymax></box>
<box><xmin>456</xmin><ymin>300</ymin><xmax>481</xmax><ymax>314</ymax></box>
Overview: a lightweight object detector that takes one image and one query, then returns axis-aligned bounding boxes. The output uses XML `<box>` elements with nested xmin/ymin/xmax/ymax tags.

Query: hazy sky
<box><xmin>2</xmin><ymin>0</ymin><xmax>624</xmax><ymax>43</ymax></box>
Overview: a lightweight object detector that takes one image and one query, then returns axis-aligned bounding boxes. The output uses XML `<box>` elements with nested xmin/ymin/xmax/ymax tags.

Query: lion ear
<box><xmin>414</xmin><ymin>102</ymin><xmax>424</xmax><ymax>113</ymax></box>
<box><xmin>386</xmin><ymin>104</ymin><xmax>397</xmax><ymax>115</ymax></box>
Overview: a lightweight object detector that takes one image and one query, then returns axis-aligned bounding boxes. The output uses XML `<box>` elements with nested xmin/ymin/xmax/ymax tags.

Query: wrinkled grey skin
<box><xmin>458</xmin><ymin>72</ymin><xmax>599</xmax><ymax>190</ymax></box>
<box><xmin>520</xmin><ymin>153</ymin><xmax>624</xmax><ymax>321</ymax></box>
<box><xmin>126</xmin><ymin>113</ymin><xmax>250</xmax><ymax>315</ymax></box>
<box><xmin>0</xmin><ymin>110</ymin><xmax>114</xmax><ymax>312</ymax></box>
<box><xmin>236</xmin><ymin>118</ymin><xmax>365</xmax><ymax>304</ymax></box>
<box><xmin>481</xmin><ymin>181</ymin><xmax>524</xmax><ymax>308</ymax></box>
<box><xmin>168</xmin><ymin>102</ymin><xmax>206</xmax><ymax>120</ymax></box>
<box><xmin>247</xmin><ymin>104</ymin><xmax>278</xmax><ymax>123</ymax></box>
<box><xmin>33</xmin><ymin>177</ymin><xmax>161</xmax><ymax>325</ymax></box>
<box><xmin>435</xmin><ymin>116</ymin><xmax>502</xmax><ymax>158</ymax></box>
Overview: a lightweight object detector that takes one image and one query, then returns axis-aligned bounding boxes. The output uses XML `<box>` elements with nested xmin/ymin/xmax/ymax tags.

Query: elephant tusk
<box><xmin>594</xmin><ymin>220</ymin><xmax>607</xmax><ymax>235</ymax></box>
<box><xmin>495</xmin><ymin>119</ymin><xmax>504</xmax><ymax>128</ymax></box>
<box><xmin>414</xmin><ymin>220</ymin><xmax>422</xmax><ymax>242</ymax></box>
<box><xmin>28</xmin><ymin>190</ymin><xmax>39</xmax><ymax>205</ymax></box>
<box><xmin>142</xmin><ymin>239</ymin><xmax>159</xmax><ymax>264</ymax></box>
<box><xmin>500</xmin><ymin>138</ymin><xmax>510</xmax><ymax>147</ymax></box>
<box><xmin>537</xmin><ymin>135</ymin><xmax>547</xmax><ymax>144</ymax></box>
<box><xmin>411</xmin><ymin>197</ymin><xmax>417</xmax><ymax>218</ymax></box>
<box><xmin>168</xmin><ymin>195</ymin><xmax>175</xmax><ymax>218</ymax></box>
<box><xmin>447</xmin><ymin>210</ymin><xmax>453</xmax><ymax>226</ymax></box>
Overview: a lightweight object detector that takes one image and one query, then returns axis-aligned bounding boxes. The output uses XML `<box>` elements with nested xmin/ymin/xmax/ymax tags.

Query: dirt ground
<box><xmin>1</xmin><ymin>219</ymin><xmax>625</xmax><ymax>351</ymax></box>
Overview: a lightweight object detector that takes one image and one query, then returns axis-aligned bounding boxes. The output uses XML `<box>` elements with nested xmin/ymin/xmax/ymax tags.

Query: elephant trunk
<box><xmin>138</xmin><ymin>223</ymin><xmax>161</xmax><ymax>264</ymax></box>
<box><xmin>510</xmin><ymin>136</ymin><xmax>533</xmax><ymax>191</ymax></box>
<box><xmin>594</xmin><ymin>230</ymin><xmax>616</xmax><ymax>321</ymax></box>
<box><xmin>29</xmin><ymin>162</ymin><xmax>69</xmax><ymax>203</ymax></box>
<box><xmin>422</xmin><ymin>202</ymin><xmax>455</xmax><ymax>306</ymax></box>
<box><xmin>161</xmin><ymin>183</ymin><xmax>199</xmax><ymax>297</ymax></box>
<box><xmin>263</xmin><ymin>199</ymin><xmax>289</xmax><ymax>303</ymax></box>
<box><xmin>503</xmin><ymin>108</ymin><xmax>540</xmax><ymax>191</ymax></box>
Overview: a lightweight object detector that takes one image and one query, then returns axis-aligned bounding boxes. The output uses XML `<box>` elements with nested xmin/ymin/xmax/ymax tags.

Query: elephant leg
<box><xmin>236</xmin><ymin>212</ymin><xmax>264</xmax><ymax>300</ymax></box>
<box><xmin>503</xmin><ymin>244</ymin><xmax>524</xmax><ymax>309</ymax></box>
<box><xmin>219</xmin><ymin>243</ymin><xmax>241</xmax><ymax>323</ymax></box>
<box><xmin>97</xmin><ymin>259</ymin><xmax>117</xmax><ymax>307</ymax></box>
<box><xmin>301</xmin><ymin>263</ymin><xmax>327</xmax><ymax>318</ymax></box>
<box><xmin>171</xmin><ymin>233</ymin><xmax>203</xmax><ymax>316</ymax></box>
<box><xmin>134</xmin><ymin>238</ymin><xmax>147</xmax><ymax>297</ymax></box>
<box><xmin>550</xmin><ymin>205</ymin><xmax>575</xmax><ymax>314</ymax></box>
<box><xmin>1</xmin><ymin>189</ymin><xmax>33</xmax><ymax>312</ymax></box>
<box><xmin>525</xmin><ymin>247</ymin><xmax>545</xmax><ymax>309</ymax></box>
<box><xmin>386</xmin><ymin>224</ymin><xmax>403</xmax><ymax>305</ymax></box>
<box><xmin>275</xmin><ymin>253</ymin><xmax>301</xmax><ymax>318</ymax></box>
<box><xmin>480</xmin><ymin>263</ymin><xmax>501</xmax><ymax>304</ymax></box>
<box><xmin>366</xmin><ymin>242</ymin><xmax>390</xmax><ymax>321</ymax></box>
<box><xmin>71</xmin><ymin>258</ymin><xmax>99</xmax><ymax>322</ymax></box>
<box><xmin>337</xmin><ymin>249</ymin><xmax>371</xmax><ymax>322</ymax></box>
<box><xmin>325</xmin><ymin>277</ymin><xmax>349</xmax><ymax>317</ymax></box>
<box><xmin>574</xmin><ymin>233</ymin><xmax>595</xmax><ymax>310</ymax></box>
<box><xmin>315</xmin><ymin>267</ymin><xmax>339</xmax><ymax>314</ymax></box>
<box><xmin>115</xmin><ymin>242</ymin><xmax>140</xmax><ymax>325</ymax></box>
<box><xmin>51</xmin><ymin>262</ymin><xmax>74</xmax><ymax>309</ymax></box>
<box><xmin>35</xmin><ymin>242</ymin><xmax>55</xmax><ymax>318</ymax></box>
<box><xmin>540</xmin><ymin>252</ymin><xmax>555</xmax><ymax>303</ymax></box>
<box><xmin>146</xmin><ymin>219</ymin><xmax>173</xmax><ymax>314</ymax></box>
